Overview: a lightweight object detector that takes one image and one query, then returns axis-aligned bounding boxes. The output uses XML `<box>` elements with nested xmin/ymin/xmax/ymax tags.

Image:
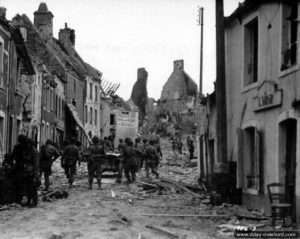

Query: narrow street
<box><xmin>0</xmin><ymin>138</ymin><xmax>276</xmax><ymax>239</ymax></box>
<box><xmin>0</xmin><ymin>138</ymin><xmax>221</xmax><ymax>239</ymax></box>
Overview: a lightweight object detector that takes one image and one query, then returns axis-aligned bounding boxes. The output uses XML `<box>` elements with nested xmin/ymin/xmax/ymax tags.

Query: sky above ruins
<box><xmin>3</xmin><ymin>0</ymin><xmax>240</xmax><ymax>100</ymax></box>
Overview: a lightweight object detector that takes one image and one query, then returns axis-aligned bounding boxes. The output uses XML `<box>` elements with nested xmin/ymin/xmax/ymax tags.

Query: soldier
<box><xmin>177</xmin><ymin>139</ymin><xmax>183</xmax><ymax>154</ymax></box>
<box><xmin>61</xmin><ymin>140</ymin><xmax>70</xmax><ymax>173</ymax></box>
<box><xmin>86</xmin><ymin>136</ymin><xmax>106</xmax><ymax>189</ymax></box>
<box><xmin>11</xmin><ymin>135</ymin><xmax>39</xmax><ymax>207</ymax></box>
<box><xmin>134</xmin><ymin>138</ymin><xmax>144</xmax><ymax>171</ymax></box>
<box><xmin>140</xmin><ymin>138</ymin><xmax>148</xmax><ymax>170</ymax></box>
<box><xmin>62</xmin><ymin>137</ymin><xmax>80</xmax><ymax>188</ymax></box>
<box><xmin>117</xmin><ymin>138</ymin><xmax>126</xmax><ymax>153</ymax></box>
<box><xmin>116</xmin><ymin>138</ymin><xmax>125</xmax><ymax>183</ymax></box>
<box><xmin>39</xmin><ymin>139</ymin><xmax>60</xmax><ymax>191</ymax></box>
<box><xmin>145</xmin><ymin>139</ymin><xmax>160</xmax><ymax>178</ymax></box>
<box><xmin>104</xmin><ymin>136</ymin><xmax>113</xmax><ymax>152</ymax></box>
<box><xmin>122</xmin><ymin>138</ymin><xmax>137</xmax><ymax>183</ymax></box>
<box><xmin>172</xmin><ymin>138</ymin><xmax>177</xmax><ymax>155</ymax></box>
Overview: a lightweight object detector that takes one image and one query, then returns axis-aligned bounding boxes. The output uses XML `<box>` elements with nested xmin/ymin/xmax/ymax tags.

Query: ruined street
<box><xmin>0</xmin><ymin>138</ymin><xmax>276</xmax><ymax>239</ymax></box>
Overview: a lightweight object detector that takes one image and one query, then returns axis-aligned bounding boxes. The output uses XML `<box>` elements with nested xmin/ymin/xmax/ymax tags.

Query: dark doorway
<box><xmin>208</xmin><ymin>139</ymin><xmax>215</xmax><ymax>174</ymax></box>
<box><xmin>281</xmin><ymin>119</ymin><xmax>297</xmax><ymax>223</ymax></box>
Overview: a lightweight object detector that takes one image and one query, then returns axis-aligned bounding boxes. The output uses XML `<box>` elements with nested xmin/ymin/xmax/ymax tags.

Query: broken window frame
<box><xmin>281</xmin><ymin>1</ymin><xmax>299</xmax><ymax>71</ymax></box>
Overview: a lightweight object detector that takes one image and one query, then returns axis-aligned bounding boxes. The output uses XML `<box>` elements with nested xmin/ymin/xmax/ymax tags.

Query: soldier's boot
<box><xmin>43</xmin><ymin>185</ymin><xmax>49</xmax><ymax>191</ymax></box>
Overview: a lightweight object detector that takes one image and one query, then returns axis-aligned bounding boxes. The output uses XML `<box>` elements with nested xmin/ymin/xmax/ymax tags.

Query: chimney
<box><xmin>0</xmin><ymin>7</ymin><xmax>6</xmax><ymax>19</ymax></box>
<box><xmin>174</xmin><ymin>59</ymin><xmax>184</xmax><ymax>70</ymax></box>
<box><xmin>59</xmin><ymin>22</ymin><xmax>75</xmax><ymax>55</ymax></box>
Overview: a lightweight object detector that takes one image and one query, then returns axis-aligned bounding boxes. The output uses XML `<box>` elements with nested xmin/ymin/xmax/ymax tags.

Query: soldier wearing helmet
<box><xmin>62</xmin><ymin>137</ymin><xmax>80</xmax><ymax>188</ymax></box>
<box><xmin>144</xmin><ymin>138</ymin><xmax>160</xmax><ymax>178</ymax></box>
<box><xmin>86</xmin><ymin>136</ymin><xmax>106</xmax><ymax>189</ymax></box>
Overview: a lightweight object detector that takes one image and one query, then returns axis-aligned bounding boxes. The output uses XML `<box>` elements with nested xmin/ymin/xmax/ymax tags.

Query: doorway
<box><xmin>279</xmin><ymin>118</ymin><xmax>297</xmax><ymax>223</ymax></box>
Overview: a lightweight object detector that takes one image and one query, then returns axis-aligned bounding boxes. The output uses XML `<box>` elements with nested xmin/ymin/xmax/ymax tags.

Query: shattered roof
<box><xmin>11</xmin><ymin>14</ymin><xmax>102</xmax><ymax>83</ymax></box>
<box><xmin>12</xmin><ymin>14</ymin><xmax>66</xmax><ymax>81</ymax></box>
<box><xmin>0</xmin><ymin>16</ymin><xmax>35</xmax><ymax>75</ymax></box>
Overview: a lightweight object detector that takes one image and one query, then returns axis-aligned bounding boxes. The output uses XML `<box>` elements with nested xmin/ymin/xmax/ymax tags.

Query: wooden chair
<box><xmin>267</xmin><ymin>183</ymin><xmax>293</xmax><ymax>227</ymax></box>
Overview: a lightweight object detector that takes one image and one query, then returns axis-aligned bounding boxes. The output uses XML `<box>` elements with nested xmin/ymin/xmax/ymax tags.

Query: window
<box><xmin>0</xmin><ymin>41</ymin><xmax>3</xmax><ymax>88</ymax></box>
<box><xmin>95</xmin><ymin>109</ymin><xmax>97</xmax><ymax>126</ymax></box>
<box><xmin>58</xmin><ymin>98</ymin><xmax>61</xmax><ymax>118</ymax></box>
<box><xmin>241</xmin><ymin>127</ymin><xmax>262</xmax><ymax>193</ymax></box>
<box><xmin>0</xmin><ymin>116</ymin><xmax>4</xmax><ymax>154</ymax></box>
<box><xmin>95</xmin><ymin>86</ymin><xmax>98</xmax><ymax>102</ymax></box>
<box><xmin>55</xmin><ymin>95</ymin><xmax>58</xmax><ymax>116</ymax></box>
<box><xmin>47</xmin><ymin>86</ymin><xmax>50</xmax><ymax>110</ymax></box>
<box><xmin>50</xmin><ymin>88</ymin><xmax>54</xmax><ymax>112</ymax></box>
<box><xmin>90</xmin><ymin>82</ymin><xmax>93</xmax><ymax>99</ymax></box>
<box><xmin>281</xmin><ymin>2</ymin><xmax>298</xmax><ymax>70</ymax></box>
<box><xmin>244</xmin><ymin>18</ymin><xmax>258</xmax><ymax>86</ymax></box>
<box><xmin>89</xmin><ymin>107</ymin><xmax>93</xmax><ymax>125</ymax></box>
<box><xmin>110</xmin><ymin>114</ymin><xmax>116</xmax><ymax>125</ymax></box>
<box><xmin>60</xmin><ymin>98</ymin><xmax>63</xmax><ymax>118</ymax></box>
<box><xmin>73</xmin><ymin>78</ymin><xmax>76</xmax><ymax>93</ymax></box>
<box><xmin>85</xmin><ymin>105</ymin><xmax>88</xmax><ymax>123</ymax></box>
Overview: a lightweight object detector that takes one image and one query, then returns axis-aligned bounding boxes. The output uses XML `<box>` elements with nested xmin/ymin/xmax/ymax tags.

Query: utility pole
<box><xmin>198</xmin><ymin>7</ymin><xmax>204</xmax><ymax>95</ymax></box>
<box><xmin>197</xmin><ymin>6</ymin><xmax>205</xmax><ymax>179</ymax></box>
<box><xmin>215</xmin><ymin>0</ymin><xmax>228</xmax><ymax>168</ymax></box>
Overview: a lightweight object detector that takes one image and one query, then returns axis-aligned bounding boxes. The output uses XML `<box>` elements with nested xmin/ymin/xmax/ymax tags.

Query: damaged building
<box><xmin>198</xmin><ymin>0</ymin><xmax>300</xmax><ymax>226</ymax></box>
<box><xmin>11</xmin><ymin>2</ymin><xmax>106</xmax><ymax>149</ymax></box>
<box><xmin>157</xmin><ymin>59</ymin><xmax>198</xmax><ymax>135</ymax></box>
<box><xmin>0</xmin><ymin>7</ymin><xmax>35</xmax><ymax>161</ymax></box>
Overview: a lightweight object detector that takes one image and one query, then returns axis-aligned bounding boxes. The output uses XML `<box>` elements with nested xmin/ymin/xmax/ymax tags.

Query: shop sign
<box><xmin>253</xmin><ymin>81</ymin><xmax>282</xmax><ymax>112</ymax></box>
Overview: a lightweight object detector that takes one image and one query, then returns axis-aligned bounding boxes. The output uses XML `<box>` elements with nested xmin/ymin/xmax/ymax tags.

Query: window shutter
<box><xmin>237</xmin><ymin>127</ymin><xmax>244</xmax><ymax>188</ymax></box>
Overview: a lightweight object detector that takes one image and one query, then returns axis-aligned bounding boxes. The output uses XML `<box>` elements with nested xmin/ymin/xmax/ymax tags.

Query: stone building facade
<box><xmin>224</xmin><ymin>0</ymin><xmax>300</xmax><ymax>224</ymax></box>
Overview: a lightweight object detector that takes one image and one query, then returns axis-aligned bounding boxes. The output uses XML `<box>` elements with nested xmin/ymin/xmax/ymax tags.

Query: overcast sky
<box><xmin>3</xmin><ymin>0</ymin><xmax>241</xmax><ymax>100</ymax></box>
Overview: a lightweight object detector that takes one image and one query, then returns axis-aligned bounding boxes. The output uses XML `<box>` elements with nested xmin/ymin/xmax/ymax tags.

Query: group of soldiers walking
<box><xmin>0</xmin><ymin>133</ymin><xmax>162</xmax><ymax>208</ymax></box>
<box><xmin>171</xmin><ymin>135</ymin><xmax>195</xmax><ymax>160</ymax></box>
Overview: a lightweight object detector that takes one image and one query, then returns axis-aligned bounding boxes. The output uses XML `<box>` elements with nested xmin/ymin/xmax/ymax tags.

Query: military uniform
<box><xmin>62</xmin><ymin>143</ymin><xmax>80</xmax><ymax>187</ymax></box>
<box><xmin>12</xmin><ymin>137</ymin><xmax>39</xmax><ymax>207</ymax></box>
<box><xmin>39</xmin><ymin>142</ymin><xmax>60</xmax><ymax>190</ymax></box>
<box><xmin>86</xmin><ymin>141</ymin><xmax>106</xmax><ymax>189</ymax></box>
<box><xmin>135</xmin><ymin>141</ymin><xmax>144</xmax><ymax>171</ymax></box>
<box><xmin>145</xmin><ymin>142</ymin><xmax>159</xmax><ymax>178</ymax></box>
<box><xmin>122</xmin><ymin>142</ymin><xmax>137</xmax><ymax>183</ymax></box>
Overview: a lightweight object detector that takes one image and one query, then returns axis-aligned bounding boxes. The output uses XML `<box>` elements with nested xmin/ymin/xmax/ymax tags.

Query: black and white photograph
<box><xmin>0</xmin><ymin>0</ymin><xmax>299</xmax><ymax>238</ymax></box>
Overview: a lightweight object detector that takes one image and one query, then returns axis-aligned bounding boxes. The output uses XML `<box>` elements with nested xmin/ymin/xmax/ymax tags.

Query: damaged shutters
<box><xmin>237</xmin><ymin>126</ymin><xmax>263</xmax><ymax>193</ymax></box>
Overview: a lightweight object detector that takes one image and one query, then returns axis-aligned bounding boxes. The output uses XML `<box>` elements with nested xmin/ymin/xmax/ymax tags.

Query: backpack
<box><xmin>41</xmin><ymin>145</ymin><xmax>53</xmax><ymax>161</ymax></box>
